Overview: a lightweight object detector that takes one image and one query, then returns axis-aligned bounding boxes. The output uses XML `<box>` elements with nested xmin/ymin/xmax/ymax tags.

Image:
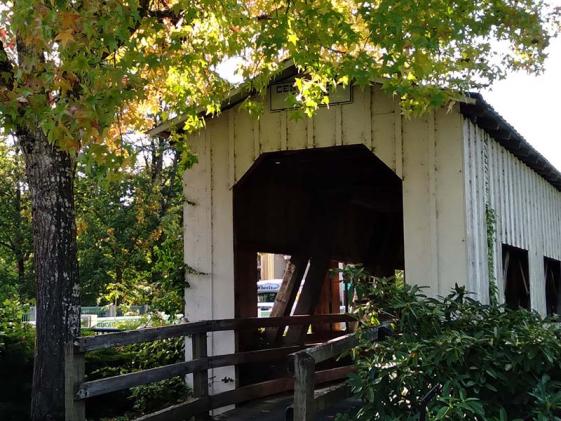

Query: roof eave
<box><xmin>146</xmin><ymin>61</ymin><xmax>298</xmax><ymax>137</ymax></box>
<box><xmin>460</xmin><ymin>93</ymin><xmax>561</xmax><ymax>192</ymax></box>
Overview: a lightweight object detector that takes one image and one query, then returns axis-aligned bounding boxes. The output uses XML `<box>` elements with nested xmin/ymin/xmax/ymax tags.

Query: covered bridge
<box><xmin>149</xmin><ymin>68</ymin><xmax>561</xmax><ymax>401</ymax></box>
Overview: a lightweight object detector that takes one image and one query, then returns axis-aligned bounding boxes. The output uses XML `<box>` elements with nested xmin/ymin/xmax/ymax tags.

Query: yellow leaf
<box><xmin>338</xmin><ymin>75</ymin><xmax>349</xmax><ymax>86</ymax></box>
<box><xmin>288</xmin><ymin>32</ymin><xmax>299</xmax><ymax>45</ymax></box>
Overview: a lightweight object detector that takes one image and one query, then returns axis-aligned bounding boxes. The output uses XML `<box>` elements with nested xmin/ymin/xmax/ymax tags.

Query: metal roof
<box><xmin>460</xmin><ymin>93</ymin><xmax>561</xmax><ymax>192</ymax></box>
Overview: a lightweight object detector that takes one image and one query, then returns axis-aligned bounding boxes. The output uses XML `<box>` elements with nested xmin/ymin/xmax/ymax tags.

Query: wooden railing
<box><xmin>288</xmin><ymin>324</ymin><xmax>389</xmax><ymax>421</ymax></box>
<box><xmin>64</xmin><ymin>314</ymin><xmax>355</xmax><ymax>421</ymax></box>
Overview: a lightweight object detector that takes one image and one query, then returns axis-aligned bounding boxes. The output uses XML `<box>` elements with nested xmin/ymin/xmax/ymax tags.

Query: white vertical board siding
<box><xmin>402</xmin><ymin>113</ymin><xmax>436</xmax><ymax>292</ymax></box>
<box><xmin>371</xmin><ymin>85</ymin><xmax>399</xmax><ymax>171</ymax></box>
<box><xmin>233</xmin><ymin>85</ymin><xmax>400</xmax><ymax>176</ymax></box>
<box><xmin>401</xmin><ymin>107</ymin><xmax>468</xmax><ymax>297</ymax></box>
<box><xmin>186</xmin><ymin>85</ymin><xmax>470</xmax><ymax>307</ymax></box>
<box><xmin>183</xmin><ymin>130</ymin><xmax>212</xmax><ymax>389</ymax></box>
<box><xmin>184</xmin><ymin>117</ymin><xmax>236</xmax><ymax>403</ymax></box>
<box><xmin>209</xmin><ymin>115</ymin><xmax>236</xmax><ymax>398</ymax></box>
<box><xmin>463</xmin><ymin>119</ymin><xmax>561</xmax><ymax>314</ymax></box>
<box><xmin>463</xmin><ymin>122</ymin><xmax>490</xmax><ymax>301</ymax></box>
<box><xmin>433</xmin><ymin>108</ymin><xmax>470</xmax><ymax>296</ymax></box>
<box><xmin>286</xmin><ymin>113</ymin><xmax>307</xmax><ymax>150</ymax></box>
<box><xmin>341</xmin><ymin>85</ymin><xmax>372</xmax><ymax>147</ymax></box>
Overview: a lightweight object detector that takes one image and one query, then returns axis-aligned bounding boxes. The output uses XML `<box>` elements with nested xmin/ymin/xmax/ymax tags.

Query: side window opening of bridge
<box><xmin>545</xmin><ymin>257</ymin><xmax>561</xmax><ymax>316</ymax></box>
<box><xmin>502</xmin><ymin>244</ymin><xmax>530</xmax><ymax>310</ymax></box>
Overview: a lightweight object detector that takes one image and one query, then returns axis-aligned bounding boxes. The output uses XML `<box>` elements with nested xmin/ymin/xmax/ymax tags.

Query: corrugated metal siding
<box><xmin>464</xmin><ymin>119</ymin><xmax>561</xmax><ymax>313</ymax></box>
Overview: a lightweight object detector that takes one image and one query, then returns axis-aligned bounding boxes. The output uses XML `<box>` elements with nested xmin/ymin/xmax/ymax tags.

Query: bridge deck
<box><xmin>214</xmin><ymin>388</ymin><xmax>361</xmax><ymax>421</ymax></box>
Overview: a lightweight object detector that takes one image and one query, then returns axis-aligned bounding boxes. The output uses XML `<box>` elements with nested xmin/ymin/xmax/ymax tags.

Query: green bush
<box><xmin>85</xmin><ymin>317</ymin><xmax>189</xmax><ymax>419</ymax></box>
<box><xmin>130</xmin><ymin>376</ymin><xmax>188</xmax><ymax>414</ymax></box>
<box><xmin>342</xmin><ymin>269</ymin><xmax>561</xmax><ymax>421</ymax></box>
<box><xmin>0</xmin><ymin>302</ymin><xmax>188</xmax><ymax>420</ymax></box>
<box><xmin>0</xmin><ymin>298</ymin><xmax>35</xmax><ymax>421</ymax></box>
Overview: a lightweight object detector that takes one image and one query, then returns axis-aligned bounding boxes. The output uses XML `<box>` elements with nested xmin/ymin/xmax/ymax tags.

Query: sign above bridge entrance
<box><xmin>269</xmin><ymin>82</ymin><xmax>352</xmax><ymax>112</ymax></box>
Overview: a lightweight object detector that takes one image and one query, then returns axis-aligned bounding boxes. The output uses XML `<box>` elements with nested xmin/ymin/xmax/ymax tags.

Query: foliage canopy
<box><xmin>76</xmin><ymin>136</ymin><xmax>185</xmax><ymax>315</ymax></box>
<box><xmin>0</xmin><ymin>139</ymin><xmax>32</xmax><ymax>303</ymax></box>
<box><xmin>1</xmin><ymin>0</ymin><xmax>559</xmax><ymax>154</ymax></box>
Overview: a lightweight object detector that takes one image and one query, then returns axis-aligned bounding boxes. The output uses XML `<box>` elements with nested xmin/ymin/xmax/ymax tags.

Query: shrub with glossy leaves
<box><xmin>342</xmin><ymin>269</ymin><xmax>561</xmax><ymax>420</ymax></box>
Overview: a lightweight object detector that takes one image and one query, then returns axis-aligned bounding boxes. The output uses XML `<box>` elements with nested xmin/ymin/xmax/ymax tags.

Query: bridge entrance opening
<box><xmin>233</xmin><ymin>145</ymin><xmax>403</xmax><ymax>356</ymax></box>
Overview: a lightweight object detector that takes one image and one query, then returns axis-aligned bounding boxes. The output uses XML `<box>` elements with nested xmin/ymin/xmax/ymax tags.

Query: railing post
<box><xmin>65</xmin><ymin>342</ymin><xmax>85</xmax><ymax>421</ymax></box>
<box><xmin>192</xmin><ymin>331</ymin><xmax>209</xmax><ymax>419</ymax></box>
<box><xmin>293</xmin><ymin>352</ymin><xmax>315</xmax><ymax>421</ymax></box>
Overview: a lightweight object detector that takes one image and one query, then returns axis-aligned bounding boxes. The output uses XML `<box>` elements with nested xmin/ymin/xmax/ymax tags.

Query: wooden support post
<box><xmin>266</xmin><ymin>255</ymin><xmax>309</xmax><ymax>344</ymax></box>
<box><xmin>65</xmin><ymin>342</ymin><xmax>85</xmax><ymax>421</ymax></box>
<box><xmin>234</xmin><ymin>248</ymin><xmax>259</xmax><ymax>320</ymax></box>
<box><xmin>234</xmin><ymin>248</ymin><xmax>259</xmax><ymax>358</ymax></box>
<box><xmin>270</xmin><ymin>256</ymin><xmax>309</xmax><ymax>318</ymax></box>
<box><xmin>293</xmin><ymin>353</ymin><xmax>315</xmax><ymax>421</ymax></box>
<box><xmin>314</xmin><ymin>261</ymin><xmax>342</xmax><ymax>334</ymax></box>
<box><xmin>192</xmin><ymin>332</ymin><xmax>209</xmax><ymax>420</ymax></box>
<box><xmin>285</xmin><ymin>255</ymin><xmax>330</xmax><ymax>344</ymax></box>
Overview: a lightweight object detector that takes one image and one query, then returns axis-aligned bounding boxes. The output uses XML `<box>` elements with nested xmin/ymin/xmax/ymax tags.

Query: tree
<box><xmin>76</xmin><ymin>136</ymin><xmax>185</xmax><ymax>315</ymax></box>
<box><xmin>0</xmin><ymin>1</ymin><xmax>558</xmax><ymax>419</ymax></box>
<box><xmin>0</xmin><ymin>137</ymin><xmax>33</xmax><ymax>302</ymax></box>
<box><xmin>0</xmin><ymin>3</ymin><xmax>237</xmax><ymax>418</ymax></box>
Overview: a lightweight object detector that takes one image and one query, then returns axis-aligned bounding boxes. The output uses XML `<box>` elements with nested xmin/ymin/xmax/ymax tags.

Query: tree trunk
<box><xmin>19</xmin><ymin>129</ymin><xmax>80</xmax><ymax>421</ymax></box>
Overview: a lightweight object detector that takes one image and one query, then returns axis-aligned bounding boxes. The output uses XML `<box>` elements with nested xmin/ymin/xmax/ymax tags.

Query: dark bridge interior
<box><xmin>232</xmin><ymin>144</ymin><xmax>403</xmax><ymax>377</ymax></box>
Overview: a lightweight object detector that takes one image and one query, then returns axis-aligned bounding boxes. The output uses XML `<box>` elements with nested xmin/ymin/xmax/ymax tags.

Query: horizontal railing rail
<box><xmin>290</xmin><ymin>322</ymin><xmax>392</xmax><ymax>421</ymax></box>
<box><xmin>65</xmin><ymin>313</ymin><xmax>355</xmax><ymax>421</ymax></box>
<box><xmin>77</xmin><ymin>313</ymin><xmax>354</xmax><ymax>352</ymax></box>
<box><xmin>77</xmin><ymin>345</ymin><xmax>302</xmax><ymax>400</ymax></box>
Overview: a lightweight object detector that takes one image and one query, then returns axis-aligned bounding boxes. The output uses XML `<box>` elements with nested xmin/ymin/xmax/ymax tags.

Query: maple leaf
<box><xmin>55</xmin><ymin>30</ymin><xmax>74</xmax><ymax>47</ymax></box>
<box><xmin>60</xmin><ymin>11</ymin><xmax>80</xmax><ymax>31</ymax></box>
<box><xmin>288</xmin><ymin>32</ymin><xmax>299</xmax><ymax>45</ymax></box>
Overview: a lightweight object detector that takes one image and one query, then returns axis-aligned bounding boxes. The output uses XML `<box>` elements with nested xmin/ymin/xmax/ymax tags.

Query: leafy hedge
<box><xmin>0</xmin><ymin>298</ymin><xmax>34</xmax><ymax>421</ymax></box>
<box><xmin>342</xmin><ymin>269</ymin><xmax>561</xmax><ymax>421</ymax></box>
<box><xmin>85</xmin><ymin>333</ymin><xmax>188</xmax><ymax>419</ymax></box>
<box><xmin>0</xmin><ymin>301</ymin><xmax>188</xmax><ymax>420</ymax></box>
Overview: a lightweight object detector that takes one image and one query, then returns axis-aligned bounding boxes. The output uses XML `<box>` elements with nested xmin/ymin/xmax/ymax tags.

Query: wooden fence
<box><xmin>65</xmin><ymin>313</ymin><xmax>360</xmax><ymax>421</ymax></box>
<box><xmin>288</xmin><ymin>325</ymin><xmax>386</xmax><ymax>420</ymax></box>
